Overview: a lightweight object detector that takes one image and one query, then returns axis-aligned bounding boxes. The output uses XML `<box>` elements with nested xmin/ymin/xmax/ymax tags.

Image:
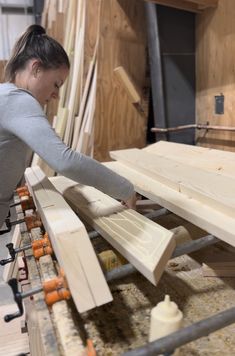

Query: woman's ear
<box><xmin>31</xmin><ymin>59</ymin><xmax>42</xmax><ymax>78</ymax></box>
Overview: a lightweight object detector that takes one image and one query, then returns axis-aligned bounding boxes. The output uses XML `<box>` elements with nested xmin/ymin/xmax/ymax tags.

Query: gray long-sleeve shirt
<box><xmin>0</xmin><ymin>83</ymin><xmax>134</xmax><ymax>228</ymax></box>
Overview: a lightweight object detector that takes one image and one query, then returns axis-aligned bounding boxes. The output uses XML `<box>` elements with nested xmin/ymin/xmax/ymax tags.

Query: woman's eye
<box><xmin>55</xmin><ymin>83</ymin><xmax>59</xmax><ymax>89</ymax></box>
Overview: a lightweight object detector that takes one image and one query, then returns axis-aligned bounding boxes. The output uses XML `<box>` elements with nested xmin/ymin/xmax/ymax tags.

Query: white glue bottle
<box><xmin>149</xmin><ymin>294</ymin><xmax>183</xmax><ymax>343</ymax></box>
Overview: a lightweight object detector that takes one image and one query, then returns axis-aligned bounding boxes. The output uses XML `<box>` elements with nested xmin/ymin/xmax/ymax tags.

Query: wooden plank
<box><xmin>23</xmin><ymin>293</ymin><xmax>45</xmax><ymax>356</ymax></box>
<box><xmin>50</xmin><ymin>176</ymin><xmax>176</xmax><ymax>286</ymax></box>
<box><xmin>144</xmin><ymin>141</ymin><xmax>235</xmax><ymax>177</ymax></box>
<box><xmin>54</xmin><ymin>107</ymin><xmax>69</xmax><ymax>139</ymax></box>
<box><xmin>0</xmin><ymin>304</ymin><xmax>30</xmax><ymax>356</ymax></box>
<box><xmin>110</xmin><ymin>148</ymin><xmax>235</xmax><ymax>218</ymax></box>
<box><xmin>28</xmin><ymin>166</ymin><xmax>113</xmax><ymax>309</ymax></box>
<box><xmin>71</xmin><ymin>52</ymin><xmax>97</xmax><ymax>150</ymax></box>
<box><xmin>196</xmin><ymin>0</ymin><xmax>235</xmax><ymax>151</ymax></box>
<box><xmin>113</xmin><ymin>66</ymin><xmax>141</xmax><ymax>104</ymax></box>
<box><xmin>104</xmin><ymin>160</ymin><xmax>235</xmax><ymax>248</ymax></box>
<box><xmin>75</xmin><ymin>61</ymin><xmax>97</xmax><ymax>154</ymax></box>
<box><xmin>202</xmin><ymin>263</ymin><xmax>235</xmax><ymax>277</ymax></box>
<box><xmin>31</xmin><ymin>153</ymin><xmax>55</xmax><ymax>178</ymax></box>
<box><xmin>38</xmin><ymin>254</ymin><xmax>85</xmax><ymax>355</ymax></box>
<box><xmin>146</xmin><ymin>0</ymin><xmax>218</xmax><ymax>11</ymax></box>
<box><xmin>22</xmin><ymin>228</ymin><xmax>60</xmax><ymax>355</ymax></box>
<box><xmin>64</xmin><ymin>0</ymin><xmax>85</xmax><ymax>146</ymax></box>
<box><xmin>25</xmin><ymin>166</ymin><xmax>112</xmax><ymax>313</ymax></box>
<box><xmin>145</xmin><ymin>0</ymin><xmax>201</xmax><ymax>12</ymax></box>
<box><xmin>188</xmin><ymin>0</ymin><xmax>217</xmax><ymax>6</ymax></box>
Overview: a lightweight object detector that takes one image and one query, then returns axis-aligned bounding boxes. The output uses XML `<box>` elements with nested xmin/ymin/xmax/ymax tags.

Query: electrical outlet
<box><xmin>215</xmin><ymin>94</ymin><xmax>224</xmax><ymax>115</ymax></box>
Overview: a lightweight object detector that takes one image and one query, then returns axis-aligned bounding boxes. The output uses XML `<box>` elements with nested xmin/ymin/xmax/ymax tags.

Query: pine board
<box><xmin>50</xmin><ymin>176</ymin><xmax>175</xmax><ymax>285</ymax></box>
<box><xmin>25</xmin><ymin>166</ymin><xmax>112</xmax><ymax>313</ymax></box>
<box><xmin>110</xmin><ymin>148</ymin><xmax>235</xmax><ymax>218</ymax></box>
<box><xmin>104</xmin><ymin>160</ymin><xmax>235</xmax><ymax>248</ymax></box>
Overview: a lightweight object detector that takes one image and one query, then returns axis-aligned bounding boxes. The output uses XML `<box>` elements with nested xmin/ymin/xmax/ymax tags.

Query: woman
<box><xmin>0</xmin><ymin>24</ymin><xmax>137</xmax><ymax>228</ymax></box>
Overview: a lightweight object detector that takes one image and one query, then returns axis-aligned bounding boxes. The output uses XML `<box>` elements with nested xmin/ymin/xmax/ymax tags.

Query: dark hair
<box><xmin>4</xmin><ymin>24</ymin><xmax>70</xmax><ymax>82</ymax></box>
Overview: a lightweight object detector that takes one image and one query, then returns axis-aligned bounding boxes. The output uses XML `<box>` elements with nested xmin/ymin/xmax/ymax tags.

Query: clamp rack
<box><xmin>2</xmin><ymin>186</ymin><xmax>235</xmax><ymax>355</ymax></box>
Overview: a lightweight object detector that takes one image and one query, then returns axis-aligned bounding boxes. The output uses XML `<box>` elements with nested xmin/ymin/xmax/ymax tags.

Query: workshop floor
<box><xmin>0</xmin><ymin>213</ymin><xmax>30</xmax><ymax>356</ymax></box>
<box><xmin>1</xmin><ymin>209</ymin><xmax>235</xmax><ymax>355</ymax></box>
<box><xmin>0</xmin><ymin>227</ymin><xmax>15</xmax><ymax>305</ymax></box>
<box><xmin>80</xmin><ymin>213</ymin><xmax>235</xmax><ymax>356</ymax></box>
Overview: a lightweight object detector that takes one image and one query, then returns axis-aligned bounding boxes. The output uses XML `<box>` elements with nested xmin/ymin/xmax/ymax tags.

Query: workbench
<box><xmin>2</xmin><ymin>169</ymin><xmax>235</xmax><ymax>355</ymax></box>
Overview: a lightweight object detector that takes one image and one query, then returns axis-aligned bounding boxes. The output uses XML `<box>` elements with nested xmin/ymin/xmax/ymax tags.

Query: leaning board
<box><xmin>25</xmin><ymin>166</ymin><xmax>112</xmax><ymax>313</ymax></box>
<box><xmin>50</xmin><ymin>176</ymin><xmax>175</xmax><ymax>285</ymax></box>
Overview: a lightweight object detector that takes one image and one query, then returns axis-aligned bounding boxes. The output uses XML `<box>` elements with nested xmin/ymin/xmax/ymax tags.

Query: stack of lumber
<box><xmin>32</xmin><ymin>0</ymin><xmax>98</xmax><ymax>176</ymax></box>
<box><xmin>32</xmin><ymin>0</ymin><xmax>149</xmax><ymax>176</ymax></box>
<box><xmin>105</xmin><ymin>141</ymin><xmax>235</xmax><ymax>248</ymax></box>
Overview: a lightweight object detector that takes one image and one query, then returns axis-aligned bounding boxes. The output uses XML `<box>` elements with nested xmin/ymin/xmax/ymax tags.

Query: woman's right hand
<box><xmin>121</xmin><ymin>192</ymin><xmax>138</xmax><ymax>210</ymax></box>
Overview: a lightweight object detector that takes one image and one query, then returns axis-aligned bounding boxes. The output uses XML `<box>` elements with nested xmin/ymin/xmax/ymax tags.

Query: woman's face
<box><xmin>29</xmin><ymin>64</ymin><xmax>69</xmax><ymax>106</ymax></box>
<box><xmin>15</xmin><ymin>59</ymin><xmax>69</xmax><ymax>107</ymax></box>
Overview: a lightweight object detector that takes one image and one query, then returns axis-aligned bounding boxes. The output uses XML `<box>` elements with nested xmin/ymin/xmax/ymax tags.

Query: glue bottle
<box><xmin>149</xmin><ymin>294</ymin><xmax>183</xmax><ymax>342</ymax></box>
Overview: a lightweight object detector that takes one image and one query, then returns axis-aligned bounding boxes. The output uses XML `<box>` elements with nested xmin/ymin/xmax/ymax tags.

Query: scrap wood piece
<box><xmin>25</xmin><ymin>166</ymin><xmax>112</xmax><ymax>313</ymax></box>
<box><xmin>113</xmin><ymin>66</ymin><xmax>146</xmax><ymax>116</ymax></box>
<box><xmin>50</xmin><ymin>176</ymin><xmax>175</xmax><ymax>286</ymax></box>
<box><xmin>201</xmin><ymin>248</ymin><xmax>235</xmax><ymax>277</ymax></box>
<box><xmin>202</xmin><ymin>262</ymin><xmax>235</xmax><ymax>277</ymax></box>
<box><xmin>110</xmin><ymin>148</ymin><xmax>235</xmax><ymax>218</ymax></box>
<box><xmin>114</xmin><ymin>66</ymin><xmax>140</xmax><ymax>104</ymax></box>
<box><xmin>103</xmin><ymin>160</ymin><xmax>235</xmax><ymax>248</ymax></box>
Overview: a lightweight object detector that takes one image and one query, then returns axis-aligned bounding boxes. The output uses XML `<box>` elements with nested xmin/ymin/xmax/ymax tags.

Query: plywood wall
<box><xmin>196</xmin><ymin>0</ymin><xmax>235</xmax><ymax>151</ymax></box>
<box><xmin>0</xmin><ymin>61</ymin><xmax>6</xmax><ymax>82</ymax></box>
<box><xmin>93</xmin><ymin>0</ymin><xmax>149</xmax><ymax>162</ymax></box>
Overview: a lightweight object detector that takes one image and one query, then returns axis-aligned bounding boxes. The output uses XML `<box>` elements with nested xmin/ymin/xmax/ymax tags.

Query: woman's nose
<box><xmin>51</xmin><ymin>92</ymin><xmax>59</xmax><ymax>100</ymax></box>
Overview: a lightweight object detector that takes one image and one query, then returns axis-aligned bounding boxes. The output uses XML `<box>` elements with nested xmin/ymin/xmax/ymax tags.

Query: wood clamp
<box><xmin>15</xmin><ymin>185</ymin><xmax>30</xmax><ymax>197</ymax></box>
<box><xmin>0</xmin><ymin>213</ymin><xmax>42</xmax><ymax>236</ymax></box>
<box><xmin>10</xmin><ymin>195</ymin><xmax>35</xmax><ymax>211</ymax></box>
<box><xmin>0</xmin><ymin>233</ymin><xmax>52</xmax><ymax>266</ymax></box>
<box><xmin>4</xmin><ymin>270</ymin><xmax>71</xmax><ymax>322</ymax></box>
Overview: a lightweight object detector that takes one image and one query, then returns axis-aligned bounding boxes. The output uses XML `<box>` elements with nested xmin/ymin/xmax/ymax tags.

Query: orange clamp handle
<box><xmin>87</xmin><ymin>339</ymin><xmax>96</xmax><ymax>356</ymax></box>
<box><xmin>20</xmin><ymin>196</ymin><xmax>35</xmax><ymax>211</ymax></box>
<box><xmin>32</xmin><ymin>235</ymin><xmax>51</xmax><ymax>250</ymax></box>
<box><xmin>33</xmin><ymin>246</ymin><xmax>53</xmax><ymax>259</ymax></box>
<box><xmin>42</xmin><ymin>273</ymin><xmax>71</xmax><ymax>306</ymax></box>
<box><xmin>45</xmin><ymin>288</ymin><xmax>71</xmax><ymax>306</ymax></box>
<box><xmin>16</xmin><ymin>186</ymin><xmax>30</xmax><ymax>197</ymax></box>
<box><xmin>24</xmin><ymin>215</ymin><xmax>42</xmax><ymax>231</ymax></box>
<box><xmin>43</xmin><ymin>276</ymin><xmax>66</xmax><ymax>293</ymax></box>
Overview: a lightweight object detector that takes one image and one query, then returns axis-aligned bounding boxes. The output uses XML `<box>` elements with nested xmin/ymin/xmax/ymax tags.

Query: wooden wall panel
<box><xmin>196</xmin><ymin>0</ymin><xmax>235</xmax><ymax>151</ymax></box>
<box><xmin>93</xmin><ymin>0</ymin><xmax>149</xmax><ymax>162</ymax></box>
<box><xmin>0</xmin><ymin>61</ymin><xmax>6</xmax><ymax>82</ymax></box>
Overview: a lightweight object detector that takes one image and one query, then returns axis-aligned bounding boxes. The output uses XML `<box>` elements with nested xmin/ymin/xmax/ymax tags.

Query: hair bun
<box><xmin>28</xmin><ymin>24</ymin><xmax>46</xmax><ymax>36</ymax></box>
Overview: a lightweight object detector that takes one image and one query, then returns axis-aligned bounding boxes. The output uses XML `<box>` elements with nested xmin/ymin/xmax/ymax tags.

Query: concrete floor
<box><xmin>0</xmin><ymin>223</ymin><xmax>15</xmax><ymax>306</ymax></box>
